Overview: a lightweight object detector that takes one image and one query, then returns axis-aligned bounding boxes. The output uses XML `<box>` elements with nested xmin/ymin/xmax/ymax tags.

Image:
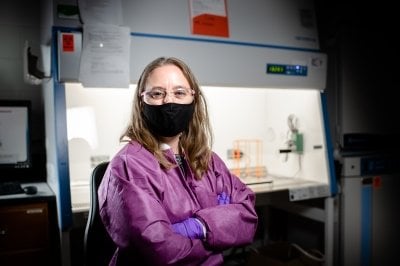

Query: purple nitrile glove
<box><xmin>217</xmin><ymin>191</ymin><xmax>230</xmax><ymax>205</ymax></box>
<box><xmin>172</xmin><ymin>218</ymin><xmax>205</xmax><ymax>239</ymax></box>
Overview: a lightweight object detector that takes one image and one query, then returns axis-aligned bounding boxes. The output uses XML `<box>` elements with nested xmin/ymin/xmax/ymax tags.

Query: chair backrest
<box><xmin>84</xmin><ymin>161</ymin><xmax>116</xmax><ymax>266</ymax></box>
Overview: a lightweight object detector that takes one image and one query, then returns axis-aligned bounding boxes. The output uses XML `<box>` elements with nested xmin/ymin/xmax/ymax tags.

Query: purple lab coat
<box><xmin>98</xmin><ymin>141</ymin><xmax>258</xmax><ymax>265</ymax></box>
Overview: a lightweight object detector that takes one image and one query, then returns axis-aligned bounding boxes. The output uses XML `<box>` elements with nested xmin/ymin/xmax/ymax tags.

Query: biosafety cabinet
<box><xmin>40</xmin><ymin>0</ymin><xmax>337</xmax><ymax>265</ymax></box>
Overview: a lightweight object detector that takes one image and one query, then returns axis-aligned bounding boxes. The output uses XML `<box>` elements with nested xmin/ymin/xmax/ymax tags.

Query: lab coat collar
<box><xmin>159</xmin><ymin>143</ymin><xmax>171</xmax><ymax>151</ymax></box>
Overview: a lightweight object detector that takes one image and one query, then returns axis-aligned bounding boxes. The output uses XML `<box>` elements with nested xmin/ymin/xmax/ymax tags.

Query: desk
<box><xmin>0</xmin><ymin>182</ymin><xmax>61</xmax><ymax>266</ymax></box>
<box><xmin>70</xmin><ymin>177</ymin><xmax>335</xmax><ymax>266</ymax></box>
<box><xmin>70</xmin><ymin>182</ymin><xmax>91</xmax><ymax>213</ymax></box>
<box><xmin>248</xmin><ymin>177</ymin><xmax>335</xmax><ymax>266</ymax></box>
<box><xmin>71</xmin><ymin>176</ymin><xmax>331</xmax><ymax>210</ymax></box>
<box><xmin>246</xmin><ymin>175</ymin><xmax>331</xmax><ymax>201</ymax></box>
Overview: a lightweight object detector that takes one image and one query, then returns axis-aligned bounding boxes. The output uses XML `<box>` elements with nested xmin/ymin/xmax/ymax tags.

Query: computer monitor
<box><xmin>0</xmin><ymin>100</ymin><xmax>33</xmax><ymax>181</ymax></box>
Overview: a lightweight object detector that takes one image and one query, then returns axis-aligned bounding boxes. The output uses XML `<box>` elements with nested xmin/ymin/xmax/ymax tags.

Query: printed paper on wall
<box><xmin>189</xmin><ymin>0</ymin><xmax>229</xmax><ymax>38</ymax></box>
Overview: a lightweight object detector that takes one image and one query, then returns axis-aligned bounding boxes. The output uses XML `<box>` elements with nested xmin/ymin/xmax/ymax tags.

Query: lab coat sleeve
<box><xmin>195</xmin><ymin>154</ymin><xmax>258</xmax><ymax>250</ymax></box>
<box><xmin>98</xmin><ymin>160</ymin><xmax>213</xmax><ymax>265</ymax></box>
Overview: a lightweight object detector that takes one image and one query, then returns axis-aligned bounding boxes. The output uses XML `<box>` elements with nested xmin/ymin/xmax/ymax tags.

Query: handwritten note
<box><xmin>79</xmin><ymin>23</ymin><xmax>131</xmax><ymax>88</ymax></box>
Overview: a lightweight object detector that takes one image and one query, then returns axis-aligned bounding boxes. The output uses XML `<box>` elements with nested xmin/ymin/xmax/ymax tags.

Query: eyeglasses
<box><xmin>142</xmin><ymin>86</ymin><xmax>194</xmax><ymax>102</ymax></box>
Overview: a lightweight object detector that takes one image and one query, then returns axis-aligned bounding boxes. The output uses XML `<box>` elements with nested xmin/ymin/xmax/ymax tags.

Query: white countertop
<box><xmin>70</xmin><ymin>175</ymin><xmax>330</xmax><ymax>213</ymax></box>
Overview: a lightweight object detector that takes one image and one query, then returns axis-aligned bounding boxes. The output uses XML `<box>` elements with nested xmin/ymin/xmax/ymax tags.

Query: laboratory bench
<box><xmin>248</xmin><ymin>177</ymin><xmax>336</xmax><ymax>266</ymax></box>
<box><xmin>70</xmin><ymin>176</ymin><xmax>336</xmax><ymax>266</ymax></box>
<box><xmin>0</xmin><ymin>182</ymin><xmax>61</xmax><ymax>266</ymax></box>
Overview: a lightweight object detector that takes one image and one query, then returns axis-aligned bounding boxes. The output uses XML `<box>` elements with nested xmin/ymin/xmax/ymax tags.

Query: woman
<box><xmin>98</xmin><ymin>57</ymin><xmax>258</xmax><ymax>265</ymax></box>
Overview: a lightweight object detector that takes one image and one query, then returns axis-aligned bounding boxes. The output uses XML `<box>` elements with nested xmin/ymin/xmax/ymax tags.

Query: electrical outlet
<box><xmin>227</xmin><ymin>149</ymin><xmax>244</xmax><ymax>159</ymax></box>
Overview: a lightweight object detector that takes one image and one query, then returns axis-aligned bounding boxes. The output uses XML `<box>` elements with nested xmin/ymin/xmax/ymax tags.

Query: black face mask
<box><xmin>142</xmin><ymin>102</ymin><xmax>195</xmax><ymax>137</ymax></box>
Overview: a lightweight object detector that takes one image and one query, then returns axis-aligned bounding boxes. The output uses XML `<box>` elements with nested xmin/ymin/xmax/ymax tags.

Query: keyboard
<box><xmin>0</xmin><ymin>181</ymin><xmax>25</xmax><ymax>196</ymax></box>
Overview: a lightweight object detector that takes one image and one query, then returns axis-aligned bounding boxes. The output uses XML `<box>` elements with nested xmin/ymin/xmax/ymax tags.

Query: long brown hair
<box><xmin>120</xmin><ymin>57</ymin><xmax>213</xmax><ymax>180</ymax></box>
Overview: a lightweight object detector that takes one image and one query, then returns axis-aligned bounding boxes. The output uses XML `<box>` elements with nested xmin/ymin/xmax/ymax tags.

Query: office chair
<box><xmin>84</xmin><ymin>161</ymin><xmax>116</xmax><ymax>266</ymax></box>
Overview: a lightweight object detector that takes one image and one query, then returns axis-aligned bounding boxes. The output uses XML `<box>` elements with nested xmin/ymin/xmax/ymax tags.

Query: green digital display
<box><xmin>267</xmin><ymin>65</ymin><xmax>285</xmax><ymax>74</ymax></box>
<box><xmin>266</xmin><ymin>64</ymin><xmax>308</xmax><ymax>76</ymax></box>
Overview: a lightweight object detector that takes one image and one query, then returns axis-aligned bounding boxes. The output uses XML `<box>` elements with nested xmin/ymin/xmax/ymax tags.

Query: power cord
<box><xmin>290</xmin><ymin>243</ymin><xmax>325</xmax><ymax>263</ymax></box>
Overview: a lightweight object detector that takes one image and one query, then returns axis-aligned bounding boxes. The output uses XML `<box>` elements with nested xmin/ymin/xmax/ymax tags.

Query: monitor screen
<box><xmin>0</xmin><ymin>100</ymin><xmax>32</xmax><ymax>180</ymax></box>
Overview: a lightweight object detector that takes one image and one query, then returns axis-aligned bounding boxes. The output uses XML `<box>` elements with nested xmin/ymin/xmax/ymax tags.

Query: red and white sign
<box><xmin>189</xmin><ymin>0</ymin><xmax>229</xmax><ymax>38</ymax></box>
